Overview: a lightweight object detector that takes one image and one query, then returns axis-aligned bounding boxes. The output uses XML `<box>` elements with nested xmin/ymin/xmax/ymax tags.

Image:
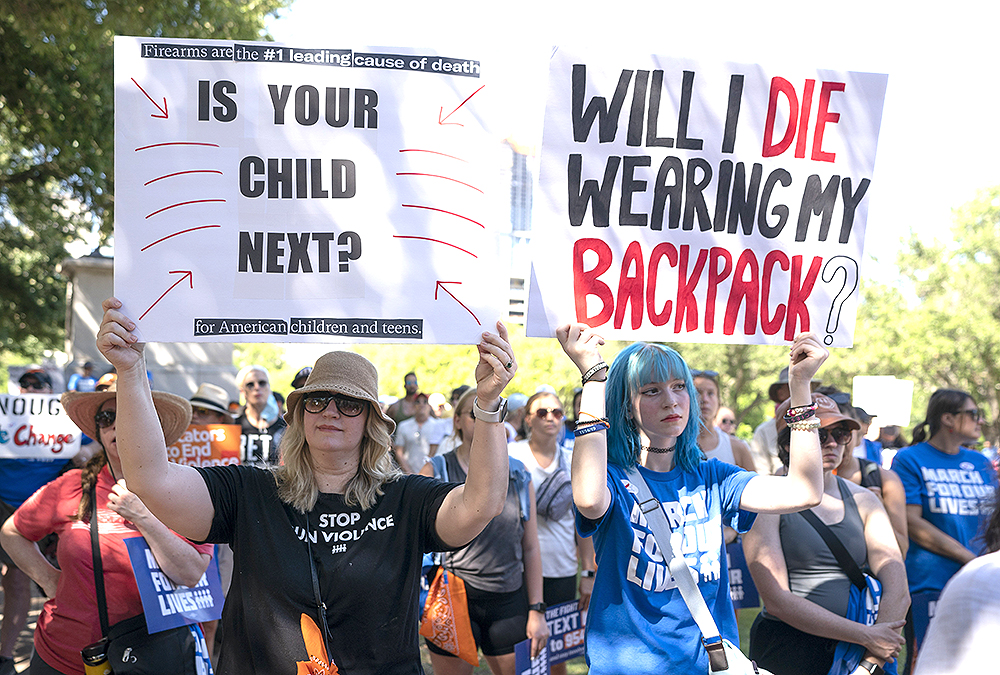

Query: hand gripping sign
<box><xmin>114</xmin><ymin>37</ymin><xmax>505</xmax><ymax>345</ymax></box>
<box><xmin>527</xmin><ymin>48</ymin><xmax>887</xmax><ymax>346</ymax></box>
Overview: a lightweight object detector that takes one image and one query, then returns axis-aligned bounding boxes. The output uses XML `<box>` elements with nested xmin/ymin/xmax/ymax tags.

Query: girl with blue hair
<box><xmin>556</xmin><ymin>324</ymin><xmax>830</xmax><ymax>675</ymax></box>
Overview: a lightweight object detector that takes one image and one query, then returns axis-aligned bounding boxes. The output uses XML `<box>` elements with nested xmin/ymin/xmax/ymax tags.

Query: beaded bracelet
<box><xmin>788</xmin><ymin>417</ymin><xmax>821</xmax><ymax>431</ymax></box>
<box><xmin>582</xmin><ymin>362</ymin><xmax>609</xmax><ymax>384</ymax></box>
<box><xmin>574</xmin><ymin>420</ymin><xmax>610</xmax><ymax>437</ymax></box>
<box><xmin>783</xmin><ymin>402</ymin><xmax>818</xmax><ymax>424</ymax></box>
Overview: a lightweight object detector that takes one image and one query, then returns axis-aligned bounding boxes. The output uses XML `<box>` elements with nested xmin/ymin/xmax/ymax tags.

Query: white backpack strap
<box><xmin>625</xmin><ymin>466</ymin><xmax>730</xmax><ymax>672</ymax></box>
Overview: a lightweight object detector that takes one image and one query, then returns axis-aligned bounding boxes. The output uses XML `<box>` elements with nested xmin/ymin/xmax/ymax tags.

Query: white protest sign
<box><xmin>0</xmin><ymin>394</ymin><xmax>82</xmax><ymax>460</ymax></box>
<box><xmin>852</xmin><ymin>375</ymin><xmax>914</xmax><ymax>428</ymax></box>
<box><xmin>114</xmin><ymin>37</ymin><xmax>506</xmax><ymax>344</ymax></box>
<box><xmin>527</xmin><ymin>48</ymin><xmax>888</xmax><ymax>346</ymax></box>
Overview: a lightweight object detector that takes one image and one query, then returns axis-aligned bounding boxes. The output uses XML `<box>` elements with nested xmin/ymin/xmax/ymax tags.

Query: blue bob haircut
<box><xmin>605</xmin><ymin>342</ymin><xmax>703</xmax><ymax>472</ymax></box>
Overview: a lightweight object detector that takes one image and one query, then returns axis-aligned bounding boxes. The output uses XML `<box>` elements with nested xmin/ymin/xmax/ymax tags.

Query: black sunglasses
<box><xmin>533</xmin><ymin>407</ymin><xmax>565</xmax><ymax>420</ymax></box>
<box><xmin>94</xmin><ymin>409</ymin><xmax>116</xmax><ymax>429</ymax></box>
<box><xmin>818</xmin><ymin>426</ymin><xmax>853</xmax><ymax>445</ymax></box>
<box><xmin>303</xmin><ymin>393</ymin><xmax>366</xmax><ymax>417</ymax></box>
<box><xmin>21</xmin><ymin>380</ymin><xmax>47</xmax><ymax>391</ymax></box>
<box><xmin>243</xmin><ymin>379</ymin><xmax>269</xmax><ymax>389</ymax></box>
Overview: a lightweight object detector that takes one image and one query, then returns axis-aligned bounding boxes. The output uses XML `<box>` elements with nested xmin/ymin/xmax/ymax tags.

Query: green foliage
<box><xmin>0</xmin><ymin>0</ymin><xmax>289</xmax><ymax>357</ymax></box>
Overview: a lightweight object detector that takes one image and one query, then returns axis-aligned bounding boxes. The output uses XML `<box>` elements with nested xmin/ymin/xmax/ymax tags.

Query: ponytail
<box><xmin>911</xmin><ymin>420</ymin><xmax>930</xmax><ymax>445</ymax></box>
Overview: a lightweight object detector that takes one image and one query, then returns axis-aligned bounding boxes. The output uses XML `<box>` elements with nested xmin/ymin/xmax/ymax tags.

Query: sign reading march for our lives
<box><xmin>114</xmin><ymin>37</ymin><xmax>505</xmax><ymax>345</ymax></box>
<box><xmin>124</xmin><ymin>536</ymin><xmax>224</xmax><ymax>633</ymax></box>
<box><xmin>527</xmin><ymin>48</ymin><xmax>888</xmax><ymax>346</ymax></box>
<box><xmin>0</xmin><ymin>394</ymin><xmax>81</xmax><ymax>460</ymax></box>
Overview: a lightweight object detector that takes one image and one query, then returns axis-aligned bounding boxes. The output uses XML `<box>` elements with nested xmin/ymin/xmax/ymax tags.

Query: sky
<box><xmin>266</xmin><ymin>0</ymin><xmax>1000</xmax><ymax>286</ymax></box>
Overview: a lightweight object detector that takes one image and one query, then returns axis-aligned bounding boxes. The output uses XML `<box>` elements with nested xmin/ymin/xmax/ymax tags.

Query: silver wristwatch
<box><xmin>473</xmin><ymin>396</ymin><xmax>508</xmax><ymax>423</ymax></box>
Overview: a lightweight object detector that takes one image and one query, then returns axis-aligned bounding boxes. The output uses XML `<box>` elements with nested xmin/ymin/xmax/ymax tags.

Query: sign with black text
<box><xmin>114</xmin><ymin>37</ymin><xmax>505</xmax><ymax>344</ymax></box>
<box><xmin>528</xmin><ymin>48</ymin><xmax>887</xmax><ymax>346</ymax></box>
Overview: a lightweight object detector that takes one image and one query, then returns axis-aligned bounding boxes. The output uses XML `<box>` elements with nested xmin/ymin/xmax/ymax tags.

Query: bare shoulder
<box><xmin>842</xmin><ymin>478</ymin><xmax>884</xmax><ymax>514</ymax></box>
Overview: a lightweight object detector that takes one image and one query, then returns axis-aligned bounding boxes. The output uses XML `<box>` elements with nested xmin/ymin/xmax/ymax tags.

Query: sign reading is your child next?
<box><xmin>527</xmin><ymin>48</ymin><xmax>888</xmax><ymax>346</ymax></box>
<box><xmin>114</xmin><ymin>37</ymin><xmax>506</xmax><ymax>345</ymax></box>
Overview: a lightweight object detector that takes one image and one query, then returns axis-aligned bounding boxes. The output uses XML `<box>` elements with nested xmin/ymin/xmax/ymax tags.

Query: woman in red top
<box><xmin>0</xmin><ymin>388</ymin><xmax>213</xmax><ymax>675</ymax></box>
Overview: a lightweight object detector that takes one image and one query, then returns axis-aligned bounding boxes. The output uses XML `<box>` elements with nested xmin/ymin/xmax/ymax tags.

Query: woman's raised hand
<box><xmin>556</xmin><ymin>323</ymin><xmax>606</xmax><ymax>375</ymax></box>
<box><xmin>96</xmin><ymin>297</ymin><xmax>144</xmax><ymax>371</ymax></box>
<box><xmin>787</xmin><ymin>332</ymin><xmax>828</xmax><ymax>387</ymax></box>
<box><xmin>475</xmin><ymin>321</ymin><xmax>516</xmax><ymax>404</ymax></box>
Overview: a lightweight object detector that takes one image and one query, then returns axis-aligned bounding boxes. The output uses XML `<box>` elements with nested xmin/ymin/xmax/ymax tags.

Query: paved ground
<box><xmin>0</xmin><ymin>581</ymin><xmax>45</xmax><ymax>673</ymax></box>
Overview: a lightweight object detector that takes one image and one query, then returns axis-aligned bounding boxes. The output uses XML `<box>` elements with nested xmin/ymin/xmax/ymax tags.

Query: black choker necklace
<box><xmin>642</xmin><ymin>445</ymin><xmax>675</xmax><ymax>454</ymax></box>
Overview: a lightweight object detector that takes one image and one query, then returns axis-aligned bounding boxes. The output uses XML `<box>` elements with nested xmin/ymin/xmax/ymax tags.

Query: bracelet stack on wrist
<box><xmin>582</xmin><ymin>362</ymin><xmax>609</xmax><ymax>384</ymax></box>
<box><xmin>788</xmin><ymin>417</ymin><xmax>821</xmax><ymax>431</ymax></box>
<box><xmin>574</xmin><ymin>417</ymin><xmax>610</xmax><ymax>437</ymax></box>
<box><xmin>782</xmin><ymin>402</ymin><xmax>818</xmax><ymax>424</ymax></box>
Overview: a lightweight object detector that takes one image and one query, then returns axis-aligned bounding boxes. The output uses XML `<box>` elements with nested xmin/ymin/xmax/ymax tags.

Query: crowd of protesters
<box><xmin>0</xmin><ymin>310</ymin><xmax>997</xmax><ymax>675</ymax></box>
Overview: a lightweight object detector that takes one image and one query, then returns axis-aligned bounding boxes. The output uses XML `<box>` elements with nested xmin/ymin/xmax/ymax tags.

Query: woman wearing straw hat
<box><xmin>0</xmin><ymin>388</ymin><xmax>213</xmax><ymax>675</ymax></box>
<box><xmin>96</xmin><ymin>297</ymin><xmax>518</xmax><ymax>675</ymax></box>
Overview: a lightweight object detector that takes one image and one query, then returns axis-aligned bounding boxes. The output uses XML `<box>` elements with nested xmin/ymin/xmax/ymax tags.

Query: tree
<box><xmin>0</xmin><ymin>0</ymin><xmax>289</xmax><ymax>357</ymax></box>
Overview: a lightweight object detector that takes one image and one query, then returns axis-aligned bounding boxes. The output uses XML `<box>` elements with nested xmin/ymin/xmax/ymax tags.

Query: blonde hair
<box><xmin>273</xmin><ymin>402</ymin><xmax>401</xmax><ymax>512</ymax></box>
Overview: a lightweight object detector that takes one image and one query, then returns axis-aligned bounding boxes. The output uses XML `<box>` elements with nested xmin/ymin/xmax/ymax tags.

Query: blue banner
<box><xmin>727</xmin><ymin>539</ymin><xmax>760</xmax><ymax>609</ymax></box>
<box><xmin>124</xmin><ymin>536</ymin><xmax>224</xmax><ymax>633</ymax></box>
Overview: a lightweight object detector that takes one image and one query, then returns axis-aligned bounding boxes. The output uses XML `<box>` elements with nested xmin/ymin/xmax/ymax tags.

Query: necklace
<box><xmin>642</xmin><ymin>445</ymin><xmax>675</xmax><ymax>454</ymax></box>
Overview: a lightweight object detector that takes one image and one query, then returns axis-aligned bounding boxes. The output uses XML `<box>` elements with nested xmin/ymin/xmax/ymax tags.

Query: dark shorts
<box><xmin>543</xmin><ymin>575</ymin><xmax>577</xmax><ymax>606</ymax></box>
<box><xmin>426</xmin><ymin>582</ymin><xmax>528</xmax><ymax>657</ymax></box>
<box><xmin>749</xmin><ymin>614</ymin><xmax>836</xmax><ymax>675</ymax></box>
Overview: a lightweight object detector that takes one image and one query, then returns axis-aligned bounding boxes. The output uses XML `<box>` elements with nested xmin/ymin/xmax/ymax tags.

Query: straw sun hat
<box><xmin>284</xmin><ymin>352</ymin><xmax>395</xmax><ymax>432</ymax></box>
<box><xmin>61</xmin><ymin>390</ymin><xmax>193</xmax><ymax>446</ymax></box>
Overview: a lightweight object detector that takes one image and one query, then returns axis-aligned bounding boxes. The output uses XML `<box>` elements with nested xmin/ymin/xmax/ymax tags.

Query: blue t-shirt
<box><xmin>577</xmin><ymin>459</ymin><xmax>756</xmax><ymax>675</ymax></box>
<box><xmin>891</xmin><ymin>442</ymin><xmax>997</xmax><ymax>594</ymax></box>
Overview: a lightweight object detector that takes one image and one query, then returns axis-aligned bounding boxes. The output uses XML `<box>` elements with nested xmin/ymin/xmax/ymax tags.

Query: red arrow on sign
<box><xmin>438</xmin><ymin>85</ymin><xmax>485</xmax><ymax>126</ymax></box>
<box><xmin>139</xmin><ymin>270</ymin><xmax>192</xmax><ymax>320</ymax></box>
<box><xmin>131</xmin><ymin>77</ymin><xmax>169</xmax><ymax>119</ymax></box>
<box><xmin>435</xmin><ymin>281</ymin><xmax>480</xmax><ymax>326</ymax></box>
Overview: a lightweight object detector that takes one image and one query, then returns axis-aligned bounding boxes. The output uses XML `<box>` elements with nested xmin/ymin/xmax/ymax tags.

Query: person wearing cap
<box><xmin>386</xmin><ymin>371</ymin><xmax>421</xmax><ymax>427</ymax></box>
<box><xmin>66</xmin><ymin>361</ymin><xmax>97</xmax><ymax>392</ymax></box>
<box><xmin>556</xmin><ymin>325</ymin><xmax>833</xmax><ymax>674</ymax></box>
<box><xmin>0</xmin><ymin>387</ymin><xmax>213</xmax><ymax>675</ymax></box>
<box><xmin>744</xmin><ymin>392</ymin><xmax>909</xmax><ymax>675</ymax></box>
<box><xmin>291</xmin><ymin>366</ymin><xmax>313</xmax><ymax>390</ymax></box>
<box><xmin>95</xmin><ymin>297</ymin><xmax>517</xmax><ymax>675</ymax></box>
<box><xmin>0</xmin><ymin>369</ymin><xmax>69</xmax><ymax>675</ymax></box>
<box><xmin>749</xmin><ymin>366</ymin><xmax>822</xmax><ymax>476</ymax></box>
<box><xmin>392</xmin><ymin>393</ymin><xmax>443</xmax><ymax>473</ymax></box>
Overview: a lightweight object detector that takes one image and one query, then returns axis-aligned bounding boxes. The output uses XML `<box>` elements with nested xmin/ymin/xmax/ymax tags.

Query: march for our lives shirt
<box><xmin>577</xmin><ymin>459</ymin><xmax>755</xmax><ymax>675</ymax></box>
<box><xmin>891</xmin><ymin>442</ymin><xmax>997</xmax><ymax>594</ymax></box>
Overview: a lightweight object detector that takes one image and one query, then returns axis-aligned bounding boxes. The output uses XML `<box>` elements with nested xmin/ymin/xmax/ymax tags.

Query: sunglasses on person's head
<box><xmin>94</xmin><ymin>410</ymin><xmax>116</xmax><ymax>429</ymax></box>
<box><xmin>818</xmin><ymin>426</ymin><xmax>853</xmax><ymax>445</ymax></box>
<box><xmin>303</xmin><ymin>392</ymin><xmax>366</xmax><ymax>417</ymax></box>
<box><xmin>690</xmin><ymin>370</ymin><xmax>719</xmax><ymax>379</ymax></box>
<box><xmin>533</xmin><ymin>407</ymin><xmax>565</xmax><ymax>420</ymax></box>
<box><xmin>243</xmin><ymin>379</ymin><xmax>269</xmax><ymax>389</ymax></box>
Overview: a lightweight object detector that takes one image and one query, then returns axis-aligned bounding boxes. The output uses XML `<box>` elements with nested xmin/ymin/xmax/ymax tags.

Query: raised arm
<box><xmin>433</xmin><ymin>321</ymin><xmax>515</xmax><ymax>547</ymax></box>
<box><xmin>97</xmin><ymin>297</ymin><xmax>216</xmax><ymax>542</ymax></box>
<box><xmin>739</xmin><ymin>332</ymin><xmax>827</xmax><ymax>513</ymax></box>
<box><xmin>557</xmin><ymin>324</ymin><xmax>610</xmax><ymax>521</ymax></box>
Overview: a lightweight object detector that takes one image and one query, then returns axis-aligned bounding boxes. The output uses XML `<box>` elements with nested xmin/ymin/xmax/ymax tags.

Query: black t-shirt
<box><xmin>196</xmin><ymin>464</ymin><xmax>455</xmax><ymax>675</ymax></box>
<box><xmin>236</xmin><ymin>413</ymin><xmax>286</xmax><ymax>464</ymax></box>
